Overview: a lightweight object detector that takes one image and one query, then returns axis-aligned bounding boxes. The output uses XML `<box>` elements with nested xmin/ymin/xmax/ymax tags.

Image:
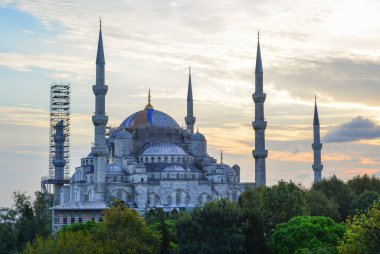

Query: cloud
<box><xmin>324</xmin><ymin>116</ymin><xmax>380</xmax><ymax>143</ymax></box>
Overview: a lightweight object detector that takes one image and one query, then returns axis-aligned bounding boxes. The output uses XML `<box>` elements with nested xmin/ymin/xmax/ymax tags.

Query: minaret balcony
<box><xmin>53</xmin><ymin>159</ymin><xmax>66</xmax><ymax>167</ymax></box>
<box><xmin>312</xmin><ymin>143</ymin><xmax>322</xmax><ymax>150</ymax></box>
<box><xmin>92</xmin><ymin>85</ymin><xmax>108</xmax><ymax>95</ymax></box>
<box><xmin>185</xmin><ymin>116</ymin><xmax>196</xmax><ymax>125</ymax></box>
<box><xmin>252</xmin><ymin>149</ymin><xmax>268</xmax><ymax>159</ymax></box>
<box><xmin>92</xmin><ymin>115</ymin><xmax>108</xmax><ymax>126</ymax></box>
<box><xmin>252</xmin><ymin>92</ymin><xmax>266</xmax><ymax>103</ymax></box>
<box><xmin>312</xmin><ymin>164</ymin><xmax>323</xmax><ymax>171</ymax></box>
<box><xmin>252</xmin><ymin>120</ymin><xmax>267</xmax><ymax>130</ymax></box>
<box><xmin>92</xmin><ymin>146</ymin><xmax>108</xmax><ymax>156</ymax></box>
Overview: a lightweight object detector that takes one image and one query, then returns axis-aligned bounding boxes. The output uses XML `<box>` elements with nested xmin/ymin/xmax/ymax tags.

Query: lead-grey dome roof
<box><xmin>191</xmin><ymin>132</ymin><xmax>205</xmax><ymax>141</ymax></box>
<box><xmin>141</xmin><ymin>142</ymin><xmax>187</xmax><ymax>156</ymax></box>
<box><xmin>116</xmin><ymin>130</ymin><xmax>132</xmax><ymax>139</ymax></box>
<box><xmin>162</xmin><ymin>165</ymin><xmax>187</xmax><ymax>172</ymax></box>
<box><xmin>120</xmin><ymin>109</ymin><xmax>179</xmax><ymax>129</ymax></box>
<box><xmin>106</xmin><ymin>164</ymin><xmax>124</xmax><ymax>174</ymax></box>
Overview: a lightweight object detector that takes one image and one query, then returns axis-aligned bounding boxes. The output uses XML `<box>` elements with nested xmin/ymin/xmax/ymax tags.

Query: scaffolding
<box><xmin>49</xmin><ymin>83</ymin><xmax>71</xmax><ymax>181</ymax></box>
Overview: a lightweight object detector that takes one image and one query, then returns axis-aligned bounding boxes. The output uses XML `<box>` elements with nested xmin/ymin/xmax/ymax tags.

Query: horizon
<box><xmin>1</xmin><ymin>0</ymin><xmax>380</xmax><ymax>207</ymax></box>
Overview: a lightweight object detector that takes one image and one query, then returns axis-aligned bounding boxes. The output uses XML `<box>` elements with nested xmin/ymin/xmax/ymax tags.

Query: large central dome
<box><xmin>120</xmin><ymin>108</ymin><xmax>180</xmax><ymax>129</ymax></box>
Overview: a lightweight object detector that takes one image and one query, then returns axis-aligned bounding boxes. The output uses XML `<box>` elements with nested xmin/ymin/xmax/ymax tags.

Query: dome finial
<box><xmin>220</xmin><ymin>150</ymin><xmax>223</xmax><ymax>164</ymax></box>
<box><xmin>99</xmin><ymin>17</ymin><xmax>102</xmax><ymax>28</ymax></box>
<box><xmin>258</xmin><ymin>30</ymin><xmax>259</xmax><ymax>40</ymax></box>
<box><xmin>145</xmin><ymin>89</ymin><xmax>154</xmax><ymax>110</ymax></box>
<box><xmin>197</xmin><ymin>127</ymin><xmax>199</xmax><ymax>133</ymax></box>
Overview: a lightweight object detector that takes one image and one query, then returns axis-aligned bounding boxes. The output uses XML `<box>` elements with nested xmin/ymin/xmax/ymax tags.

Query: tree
<box><xmin>306</xmin><ymin>190</ymin><xmax>340</xmax><ymax>221</ymax></box>
<box><xmin>350</xmin><ymin>191</ymin><xmax>380</xmax><ymax>215</ymax></box>
<box><xmin>347</xmin><ymin>174</ymin><xmax>380</xmax><ymax>195</ymax></box>
<box><xmin>33</xmin><ymin>191</ymin><xmax>50</xmax><ymax>238</ymax></box>
<box><xmin>261</xmin><ymin>181</ymin><xmax>309</xmax><ymax>233</ymax></box>
<box><xmin>146</xmin><ymin>209</ymin><xmax>178</xmax><ymax>254</ymax></box>
<box><xmin>312</xmin><ymin>177</ymin><xmax>355</xmax><ymax>220</ymax></box>
<box><xmin>13</xmin><ymin>191</ymin><xmax>36</xmax><ymax>252</ymax></box>
<box><xmin>238</xmin><ymin>187</ymin><xmax>267</xmax><ymax>253</ymax></box>
<box><xmin>100</xmin><ymin>203</ymin><xmax>160</xmax><ymax>254</ymax></box>
<box><xmin>176</xmin><ymin>199</ymin><xmax>245</xmax><ymax>254</ymax></box>
<box><xmin>269</xmin><ymin>216</ymin><xmax>346</xmax><ymax>254</ymax></box>
<box><xmin>338</xmin><ymin>200</ymin><xmax>380</xmax><ymax>254</ymax></box>
<box><xmin>23</xmin><ymin>204</ymin><xmax>160</xmax><ymax>254</ymax></box>
<box><xmin>0</xmin><ymin>207</ymin><xmax>17</xmax><ymax>254</ymax></box>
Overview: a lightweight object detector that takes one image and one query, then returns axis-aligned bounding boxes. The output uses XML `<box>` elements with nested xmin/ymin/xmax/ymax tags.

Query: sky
<box><xmin>1</xmin><ymin>0</ymin><xmax>380</xmax><ymax>206</ymax></box>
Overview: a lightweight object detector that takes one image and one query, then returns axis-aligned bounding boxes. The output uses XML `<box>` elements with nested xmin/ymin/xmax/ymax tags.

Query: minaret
<box><xmin>252</xmin><ymin>32</ymin><xmax>268</xmax><ymax>187</ymax></box>
<box><xmin>312</xmin><ymin>95</ymin><xmax>323</xmax><ymax>183</ymax></box>
<box><xmin>185</xmin><ymin>67</ymin><xmax>196</xmax><ymax>133</ymax></box>
<box><xmin>92</xmin><ymin>20</ymin><xmax>108</xmax><ymax>202</ymax></box>
<box><xmin>53</xmin><ymin>120</ymin><xmax>65</xmax><ymax>205</ymax></box>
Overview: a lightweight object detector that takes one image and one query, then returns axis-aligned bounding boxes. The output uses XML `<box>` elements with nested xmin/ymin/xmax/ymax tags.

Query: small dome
<box><xmin>162</xmin><ymin>165</ymin><xmax>186</xmax><ymax>172</ymax></box>
<box><xmin>116</xmin><ymin>130</ymin><xmax>132</xmax><ymax>139</ymax></box>
<box><xmin>106</xmin><ymin>164</ymin><xmax>124</xmax><ymax>174</ymax></box>
<box><xmin>191</xmin><ymin>132</ymin><xmax>205</xmax><ymax>141</ymax></box>
<box><xmin>141</xmin><ymin>142</ymin><xmax>187</xmax><ymax>156</ymax></box>
<box><xmin>216</xmin><ymin>164</ymin><xmax>236</xmax><ymax>176</ymax></box>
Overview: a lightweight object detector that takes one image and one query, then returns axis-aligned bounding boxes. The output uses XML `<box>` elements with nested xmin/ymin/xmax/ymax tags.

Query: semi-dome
<box><xmin>120</xmin><ymin>109</ymin><xmax>179</xmax><ymax>129</ymax></box>
<box><xmin>141</xmin><ymin>142</ymin><xmax>187</xmax><ymax>156</ymax></box>
<box><xmin>162</xmin><ymin>165</ymin><xmax>187</xmax><ymax>172</ymax></box>
<box><xmin>106</xmin><ymin>164</ymin><xmax>124</xmax><ymax>174</ymax></box>
<box><xmin>115</xmin><ymin>129</ymin><xmax>132</xmax><ymax>139</ymax></box>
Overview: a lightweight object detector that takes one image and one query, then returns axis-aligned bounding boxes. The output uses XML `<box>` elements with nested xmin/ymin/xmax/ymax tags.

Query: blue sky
<box><xmin>1</xmin><ymin>0</ymin><xmax>380</xmax><ymax>206</ymax></box>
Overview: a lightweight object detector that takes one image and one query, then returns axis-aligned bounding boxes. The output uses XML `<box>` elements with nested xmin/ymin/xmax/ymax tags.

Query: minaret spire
<box><xmin>312</xmin><ymin>95</ymin><xmax>323</xmax><ymax>183</ymax></box>
<box><xmin>185</xmin><ymin>66</ymin><xmax>196</xmax><ymax>133</ymax></box>
<box><xmin>252</xmin><ymin>31</ymin><xmax>267</xmax><ymax>186</ymax></box>
<box><xmin>220</xmin><ymin>150</ymin><xmax>223</xmax><ymax>164</ymax></box>
<box><xmin>92</xmin><ymin>21</ymin><xmax>108</xmax><ymax>201</ymax></box>
<box><xmin>96</xmin><ymin>19</ymin><xmax>105</xmax><ymax>65</ymax></box>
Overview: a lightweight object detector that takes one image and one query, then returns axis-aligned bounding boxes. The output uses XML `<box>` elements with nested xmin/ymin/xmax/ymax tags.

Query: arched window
<box><xmin>167</xmin><ymin>196</ymin><xmax>172</xmax><ymax>205</ymax></box>
<box><xmin>176</xmin><ymin>191</ymin><xmax>181</xmax><ymax>205</ymax></box>
<box><xmin>151</xmin><ymin>157</ymin><xmax>155</xmax><ymax>162</ymax></box>
<box><xmin>158</xmin><ymin>157</ymin><xmax>161</xmax><ymax>162</ymax></box>
<box><xmin>164</xmin><ymin>157</ymin><xmax>168</xmax><ymax>162</ymax></box>
<box><xmin>117</xmin><ymin>190</ymin><xmax>123</xmax><ymax>200</ymax></box>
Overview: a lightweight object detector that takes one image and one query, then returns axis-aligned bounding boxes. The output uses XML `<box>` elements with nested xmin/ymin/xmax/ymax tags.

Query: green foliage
<box><xmin>269</xmin><ymin>216</ymin><xmax>346</xmax><ymax>254</ymax></box>
<box><xmin>347</xmin><ymin>174</ymin><xmax>380</xmax><ymax>195</ymax></box>
<box><xmin>261</xmin><ymin>181</ymin><xmax>309</xmax><ymax>233</ymax></box>
<box><xmin>238</xmin><ymin>187</ymin><xmax>267</xmax><ymax>253</ymax></box>
<box><xmin>146</xmin><ymin>209</ymin><xmax>178</xmax><ymax>254</ymax></box>
<box><xmin>23</xmin><ymin>204</ymin><xmax>160</xmax><ymax>254</ymax></box>
<box><xmin>0</xmin><ymin>208</ymin><xmax>18</xmax><ymax>254</ymax></box>
<box><xmin>0</xmin><ymin>191</ymin><xmax>51</xmax><ymax>254</ymax></box>
<box><xmin>59</xmin><ymin>220</ymin><xmax>101</xmax><ymax>234</ymax></box>
<box><xmin>312</xmin><ymin>177</ymin><xmax>355</xmax><ymax>220</ymax></box>
<box><xmin>176</xmin><ymin>199</ymin><xmax>245</xmax><ymax>254</ymax></box>
<box><xmin>350</xmin><ymin>190</ymin><xmax>380</xmax><ymax>214</ymax></box>
<box><xmin>306</xmin><ymin>190</ymin><xmax>340</xmax><ymax>221</ymax></box>
<box><xmin>33</xmin><ymin>191</ymin><xmax>51</xmax><ymax>238</ymax></box>
<box><xmin>338</xmin><ymin>200</ymin><xmax>380</xmax><ymax>254</ymax></box>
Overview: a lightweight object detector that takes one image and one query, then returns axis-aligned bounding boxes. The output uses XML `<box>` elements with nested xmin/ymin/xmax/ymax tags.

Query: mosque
<box><xmin>50</xmin><ymin>23</ymin><xmax>323</xmax><ymax>232</ymax></box>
